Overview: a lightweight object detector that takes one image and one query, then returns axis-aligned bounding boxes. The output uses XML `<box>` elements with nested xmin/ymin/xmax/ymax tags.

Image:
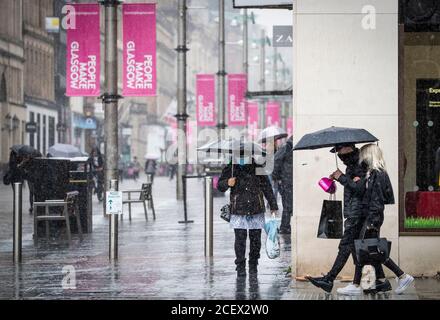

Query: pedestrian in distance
<box><xmin>218</xmin><ymin>153</ymin><xmax>278</xmax><ymax>278</ymax></box>
<box><xmin>306</xmin><ymin>144</ymin><xmax>387</xmax><ymax>293</ymax></box>
<box><xmin>145</xmin><ymin>158</ymin><xmax>157</xmax><ymax>184</ymax></box>
<box><xmin>336</xmin><ymin>144</ymin><xmax>414</xmax><ymax>295</ymax></box>
<box><xmin>273</xmin><ymin>136</ymin><xmax>294</xmax><ymax>234</ymax></box>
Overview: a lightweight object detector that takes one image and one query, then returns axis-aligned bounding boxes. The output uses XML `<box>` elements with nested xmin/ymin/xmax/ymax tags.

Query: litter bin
<box><xmin>67</xmin><ymin>157</ymin><xmax>93</xmax><ymax>233</ymax></box>
<box><xmin>31</xmin><ymin>158</ymin><xmax>70</xmax><ymax>237</ymax></box>
<box><xmin>203</xmin><ymin>158</ymin><xmax>226</xmax><ymax>198</ymax></box>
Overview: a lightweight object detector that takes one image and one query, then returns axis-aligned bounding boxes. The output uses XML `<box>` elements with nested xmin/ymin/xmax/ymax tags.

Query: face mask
<box><xmin>338</xmin><ymin>149</ymin><xmax>359</xmax><ymax>166</ymax></box>
<box><xmin>234</xmin><ymin>156</ymin><xmax>251</xmax><ymax>166</ymax></box>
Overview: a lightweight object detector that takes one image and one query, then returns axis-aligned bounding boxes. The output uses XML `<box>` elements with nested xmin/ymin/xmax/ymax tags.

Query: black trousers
<box><xmin>279</xmin><ymin>184</ymin><xmax>293</xmax><ymax>231</ymax></box>
<box><xmin>234</xmin><ymin>229</ymin><xmax>262</xmax><ymax>267</ymax></box>
<box><xmin>353</xmin><ymin>228</ymin><xmax>404</xmax><ymax>285</ymax></box>
<box><xmin>327</xmin><ymin>217</ymin><xmax>385</xmax><ymax>281</ymax></box>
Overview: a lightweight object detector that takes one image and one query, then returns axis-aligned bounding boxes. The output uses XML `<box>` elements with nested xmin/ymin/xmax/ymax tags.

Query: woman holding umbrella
<box><xmin>217</xmin><ymin>143</ymin><xmax>278</xmax><ymax>278</ymax></box>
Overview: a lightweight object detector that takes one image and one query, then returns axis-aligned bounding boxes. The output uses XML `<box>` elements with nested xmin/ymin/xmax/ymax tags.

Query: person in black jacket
<box><xmin>306</xmin><ymin>144</ymin><xmax>386</xmax><ymax>294</ymax></box>
<box><xmin>273</xmin><ymin>136</ymin><xmax>293</xmax><ymax>234</ymax></box>
<box><xmin>218</xmin><ymin>154</ymin><xmax>278</xmax><ymax>277</ymax></box>
<box><xmin>348</xmin><ymin>144</ymin><xmax>414</xmax><ymax>295</ymax></box>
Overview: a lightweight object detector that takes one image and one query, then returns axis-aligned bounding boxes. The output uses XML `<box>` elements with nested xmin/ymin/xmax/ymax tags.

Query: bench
<box><xmin>122</xmin><ymin>183</ymin><xmax>156</xmax><ymax>221</ymax></box>
<box><xmin>33</xmin><ymin>191</ymin><xmax>83</xmax><ymax>245</ymax></box>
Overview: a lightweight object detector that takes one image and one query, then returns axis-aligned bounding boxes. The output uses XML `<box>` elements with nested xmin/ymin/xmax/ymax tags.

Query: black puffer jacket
<box><xmin>218</xmin><ymin>163</ymin><xmax>278</xmax><ymax>216</ymax></box>
<box><xmin>273</xmin><ymin>137</ymin><xmax>293</xmax><ymax>187</ymax></box>
<box><xmin>336</xmin><ymin>151</ymin><xmax>368</xmax><ymax>218</ymax></box>
<box><xmin>361</xmin><ymin>169</ymin><xmax>395</xmax><ymax>228</ymax></box>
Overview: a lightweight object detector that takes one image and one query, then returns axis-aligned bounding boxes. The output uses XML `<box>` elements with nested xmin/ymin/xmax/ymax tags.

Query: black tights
<box><xmin>234</xmin><ymin>229</ymin><xmax>262</xmax><ymax>266</ymax></box>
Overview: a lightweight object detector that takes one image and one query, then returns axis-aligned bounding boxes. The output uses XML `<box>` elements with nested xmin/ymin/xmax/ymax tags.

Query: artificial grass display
<box><xmin>405</xmin><ymin>217</ymin><xmax>440</xmax><ymax>229</ymax></box>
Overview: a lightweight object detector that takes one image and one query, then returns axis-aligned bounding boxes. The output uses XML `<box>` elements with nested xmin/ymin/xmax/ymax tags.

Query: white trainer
<box><xmin>395</xmin><ymin>274</ymin><xmax>415</xmax><ymax>295</ymax></box>
<box><xmin>337</xmin><ymin>283</ymin><xmax>363</xmax><ymax>296</ymax></box>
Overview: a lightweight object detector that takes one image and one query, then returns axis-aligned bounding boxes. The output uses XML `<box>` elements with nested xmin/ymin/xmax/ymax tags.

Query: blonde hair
<box><xmin>359</xmin><ymin>144</ymin><xmax>387</xmax><ymax>172</ymax></box>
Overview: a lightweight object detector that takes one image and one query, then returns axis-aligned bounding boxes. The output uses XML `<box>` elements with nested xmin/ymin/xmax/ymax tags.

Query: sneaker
<box><xmin>337</xmin><ymin>283</ymin><xmax>363</xmax><ymax>296</ymax></box>
<box><xmin>395</xmin><ymin>274</ymin><xmax>414</xmax><ymax>295</ymax></box>
<box><xmin>305</xmin><ymin>275</ymin><xmax>334</xmax><ymax>293</ymax></box>
<box><xmin>364</xmin><ymin>279</ymin><xmax>392</xmax><ymax>294</ymax></box>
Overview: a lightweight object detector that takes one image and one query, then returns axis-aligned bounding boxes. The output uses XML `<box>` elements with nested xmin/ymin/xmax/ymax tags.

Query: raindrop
<box><xmin>413</xmin><ymin>185</ymin><xmax>419</xmax><ymax>192</ymax></box>
<box><xmin>413</xmin><ymin>121</ymin><xmax>419</xmax><ymax>127</ymax></box>
<box><xmin>428</xmin><ymin>121</ymin><xmax>434</xmax><ymax>127</ymax></box>
<box><xmin>428</xmin><ymin>186</ymin><xmax>434</xmax><ymax>192</ymax></box>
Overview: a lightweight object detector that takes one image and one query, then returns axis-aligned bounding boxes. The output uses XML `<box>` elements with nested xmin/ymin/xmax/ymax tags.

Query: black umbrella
<box><xmin>293</xmin><ymin>127</ymin><xmax>379</xmax><ymax>168</ymax></box>
<box><xmin>10</xmin><ymin>145</ymin><xmax>42</xmax><ymax>158</ymax></box>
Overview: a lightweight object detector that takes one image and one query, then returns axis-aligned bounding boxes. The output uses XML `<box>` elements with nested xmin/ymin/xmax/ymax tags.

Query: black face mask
<box><xmin>338</xmin><ymin>149</ymin><xmax>359</xmax><ymax>166</ymax></box>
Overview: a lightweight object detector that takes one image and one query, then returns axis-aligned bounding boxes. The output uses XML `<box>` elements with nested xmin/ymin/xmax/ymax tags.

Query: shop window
<box><xmin>0</xmin><ymin>72</ymin><xmax>6</xmax><ymax>102</ymax></box>
<box><xmin>49</xmin><ymin>116</ymin><xmax>55</xmax><ymax>148</ymax></box>
<box><xmin>400</xmin><ymin>0</ymin><xmax>440</xmax><ymax>234</ymax></box>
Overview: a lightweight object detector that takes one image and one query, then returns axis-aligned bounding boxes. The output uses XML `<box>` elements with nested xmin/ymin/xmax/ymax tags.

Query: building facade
<box><xmin>291</xmin><ymin>0</ymin><xmax>440</xmax><ymax>278</ymax></box>
<box><xmin>0</xmin><ymin>0</ymin><xmax>25</xmax><ymax>168</ymax></box>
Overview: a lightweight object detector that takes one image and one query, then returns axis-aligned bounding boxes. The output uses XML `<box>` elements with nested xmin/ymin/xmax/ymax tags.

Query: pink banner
<box><xmin>66</xmin><ymin>4</ymin><xmax>100</xmax><ymax>97</ymax></box>
<box><xmin>196</xmin><ymin>74</ymin><xmax>216</xmax><ymax>126</ymax></box>
<box><xmin>247</xmin><ymin>102</ymin><xmax>259</xmax><ymax>139</ymax></box>
<box><xmin>228</xmin><ymin>74</ymin><xmax>247</xmax><ymax>126</ymax></box>
<box><xmin>266</xmin><ymin>102</ymin><xmax>281</xmax><ymax>127</ymax></box>
<box><xmin>287</xmin><ymin>117</ymin><xmax>294</xmax><ymax>137</ymax></box>
<box><xmin>123</xmin><ymin>3</ymin><xmax>157</xmax><ymax>97</ymax></box>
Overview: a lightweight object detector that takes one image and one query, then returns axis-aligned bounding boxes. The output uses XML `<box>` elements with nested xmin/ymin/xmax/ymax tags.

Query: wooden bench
<box><xmin>33</xmin><ymin>191</ymin><xmax>83</xmax><ymax>245</ymax></box>
<box><xmin>122</xmin><ymin>183</ymin><xmax>156</xmax><ymax>221</ymax></box>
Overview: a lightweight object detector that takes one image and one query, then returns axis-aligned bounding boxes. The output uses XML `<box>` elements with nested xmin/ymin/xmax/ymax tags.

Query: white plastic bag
<box><xmin>264</xmin><ymin>218</ymin><xmax>280</xmax><ymax>259</ymax></box>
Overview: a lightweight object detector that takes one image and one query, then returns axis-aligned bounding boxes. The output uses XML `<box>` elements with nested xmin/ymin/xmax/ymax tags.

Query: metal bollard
<box><xmin>13</xmin><ymin>183</ymin><xmax>22</xmax><ymax>264</ymax></box>
<box><xmin>109</xmin><ymin>179</ymin><xmax>118</xmax><ymax>262</ymax></box>
<box><xmin>204</xmin><ymin>177</ymin><xmax>213</xmax><ymax>257</ymax></box>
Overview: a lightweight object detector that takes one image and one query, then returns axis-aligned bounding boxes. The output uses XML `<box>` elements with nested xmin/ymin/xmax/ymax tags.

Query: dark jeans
<box><xmin>353</xmin><ymin>228</ymin><xmax>404</xmax><ymax>285</ymax></box>
<box><xmin>234</xmin><ymin>229</ymin><xmax>262</xmax><ymax>267</ymax></box>
<box><xmin>327</xmin><ymin>217</ymin><xmax>385</xmax><ymax>281</ymax></box>
<box><xmin>279</xmin><ymin>184</ymin><xmax>293</xmax><ymax>231</ymax></box>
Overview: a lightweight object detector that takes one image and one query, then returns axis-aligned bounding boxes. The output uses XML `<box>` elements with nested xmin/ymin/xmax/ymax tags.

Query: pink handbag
<box><xmin>319</xmin><ymin>177</ymin><xmax>337</xmax><ymax>194</ymax></box>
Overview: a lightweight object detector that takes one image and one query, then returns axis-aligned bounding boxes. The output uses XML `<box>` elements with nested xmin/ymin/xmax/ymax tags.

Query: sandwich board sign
<box><xmin>106</xmin><ymin>191</ymin><xmax>123</xmax><ymax>215</ymax></box>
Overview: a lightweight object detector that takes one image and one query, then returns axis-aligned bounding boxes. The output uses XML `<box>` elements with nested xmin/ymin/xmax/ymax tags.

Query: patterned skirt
<box><xmin>230</xmin><ymin>213</ymin><xmax>265</xmax><ymax>230</ymax></box>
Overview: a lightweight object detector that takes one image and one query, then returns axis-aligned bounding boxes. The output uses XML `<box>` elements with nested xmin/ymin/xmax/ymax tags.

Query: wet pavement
<box><xmin>0</xmin><ymin>174</ymin><xmax>438</xmax><ymax>300</ymax></box>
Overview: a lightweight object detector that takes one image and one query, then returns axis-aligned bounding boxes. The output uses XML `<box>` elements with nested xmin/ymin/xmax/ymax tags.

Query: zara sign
<box><xmin>273</xmin><ymin>25</ymin><xmax>293</xmax><ymax>47</ymax></box>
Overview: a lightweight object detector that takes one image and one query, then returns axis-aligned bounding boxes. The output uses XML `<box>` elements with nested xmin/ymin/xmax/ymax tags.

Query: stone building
<box><xmin>0</xmin><ymin>0</ymin><xmax>25</xmax><ymax>167</ymax></box>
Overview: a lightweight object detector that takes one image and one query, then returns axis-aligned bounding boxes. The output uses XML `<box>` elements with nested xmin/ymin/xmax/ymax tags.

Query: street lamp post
<box><xmin>259</xmin><ymin>29</ymin><xmax>266</xmax><ymax>129</ymax></box>
<box><xmin>175</xmin><ymin>0</ymin><xmax>189</xmax><ymax>201</ymax></box>
<box><xmin>217</xmin><ymin>0</ymin><xmax>227</xmax><ymax>139</ymax></box>
<box><xmin>243</xmin><ymin>9</ymin><xmax>249</xmax><ymax>86</ymax></box>
<box><xmin>100</xmin><ymin>0</ymin><xmax>121</xmax><ymax>216</ymax></box>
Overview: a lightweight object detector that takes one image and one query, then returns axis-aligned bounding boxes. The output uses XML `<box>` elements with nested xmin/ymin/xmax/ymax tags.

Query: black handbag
<box><xmin>220</xmin><ymin>204</ymin><xmax>231</xmax><ymax>222</ymax></box>
<box><xmin>317</xmin><ymin>194</ymin><xmax>343</xmax><ymax>239</ymax></box>
<box><xmin>354</xmin><ymin>223</ymin><xmax>391</xmax><ymax>265</ymax></box>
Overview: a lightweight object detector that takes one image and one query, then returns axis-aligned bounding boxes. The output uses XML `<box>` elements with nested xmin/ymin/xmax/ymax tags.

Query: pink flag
<box><xmin>228</xmin><ymin>74</ymin><xmax>247</xmax><ymax>126</ymax></box>
<box><xmin>266</xmin><ymin>102</ymin><xmax>281</xmax><ymax>127</ymax></box>
<box><xmin>123</xmin><ymin>3</ymin><xmax>157</xmax><ymax>97</ymax></box>
<box><xmin>287</xmin><ymin>117</ymin><xmax>294</xmax><ymax>137</ymax></box>
<box><xmin>247</xmin><ymin>102</ymin><xmax>259</xmax><ymax>139</ymax></box>
<box><xmin>196</xmin><ymin>74</ymin><xmax>216</xmax><ymax>126</ymax></box>
<box><xmin>66</xmin><ymin>4</ymin><xmax>100</xmax><ymax>97</ymax></box>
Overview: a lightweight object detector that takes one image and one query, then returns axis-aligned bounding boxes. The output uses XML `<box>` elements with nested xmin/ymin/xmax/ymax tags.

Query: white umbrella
<box><xmin>258</xmin><ymin>126</ymin><xmax>288</xmax><ymax>143</ymax></box>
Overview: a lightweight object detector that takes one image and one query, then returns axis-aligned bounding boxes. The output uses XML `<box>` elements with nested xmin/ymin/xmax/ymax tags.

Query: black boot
<box><xmin>236</xmin><ymin>263</ymin><xmax>246</xmax><ymax>277</ymax></box>
<box><xmin>364</xmin><ymin>279</ymin><xmax>392</xmax><ymax>294</ymax></box>
<box><xmin>306</xmin><ymin>275</ymin><xmax>334</xmax><ymax>293</ymax></box>
<box><xmin>249</xmin><ymin>261</ymin><xmax>258</xmax><ymax>275</ymax></box>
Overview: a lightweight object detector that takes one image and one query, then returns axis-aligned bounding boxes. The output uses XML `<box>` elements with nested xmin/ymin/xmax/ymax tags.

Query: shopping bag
<box><xmin>264</xmin><ymin>218</ymin><xmax>280</xmax><ymax>259</ymax></box>
<box><xmin>317</xmin><ymin>196</ymin><xmax>343</xmax><ymax>239</ymax></box>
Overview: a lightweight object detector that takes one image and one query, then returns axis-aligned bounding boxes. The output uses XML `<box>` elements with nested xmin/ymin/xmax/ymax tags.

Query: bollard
<box><xmin>13</xmin><ymin>183</ymin><xmax>22</xmax><ymax>264</ymax></box>
<box><xmin>109</xmin><ymin>179</ymin><xmax>118</xmax><ymax>262</ymax></box>
<box><xmin>204</xmin><ymin>177</ymin><xmax>213</xmax><ymax>257</ymax></box>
